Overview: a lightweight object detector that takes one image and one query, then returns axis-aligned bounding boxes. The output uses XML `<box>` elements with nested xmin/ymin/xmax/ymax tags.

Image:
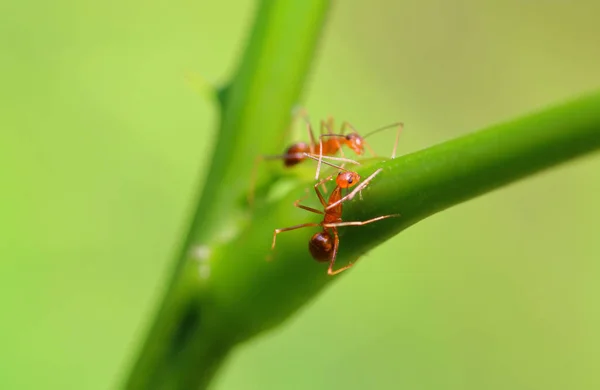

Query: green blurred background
<box><xmin>2</xmin><ymin>1</ymin><xmax>600</xmax><ymax>389</ymax></box>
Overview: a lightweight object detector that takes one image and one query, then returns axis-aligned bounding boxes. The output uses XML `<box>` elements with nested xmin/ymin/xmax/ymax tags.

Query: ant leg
<box><xmin>362</xmin><ymin>122</ymin><xmax>405</xmax><ymax>158</ymax></box>
<box><xmin>303</xmin><ymin>153</ymin><xmax>360</xmax><ymax>194</ymax></box>
<box><xmin>298</xmin><ymin>109</ymin><xmax>318</xmax><ymax>154</ymax></box>
<box><xmin>325</xmin><ymin>213</ymin><xmax>401</xmax><ymax>275</ymax></box>
<box><xmin>314</xmin><ymin>118</ymin><xmax>343</xmax><ymax>180</ymax></box>
<box><xmin>289</xmin><ymin>106</ymin><xmax>319</xmax><ymax>154</ymax></box>
<box><xmin>362</xmin><ymin>140</ymin><xmax>378</xmax><ymax>158</ymax></box>
<box><xmin>321</xmin><ymin>118</ymin><xmax>345</xmax><ymax>156</ymax></box>
<box><xmin>314</xmin><ymin>137</ymin><xmax>337</xmax><ymax>181</ymax></box>
<box><xmin>326</xmin><ymin>168</ymin><xmax>383</xmax><ymax>211</ymax></box>
<box><xmin>329</xmin><ymin>261</ymin><xmax>355</xmax><ymax>275</ymax></box>
<box><xmin>304</xmin><ymin>153</ymin><xmax>360</xmax><ymax>165</ymax></box>
<box><xmin>271</xmin><ymin>223</ymin><xmax>321</xmax><ymax>251</ymax></box>
<box><xmin>322</xmin><ymin>214</ymin><xmax>400</xmax><ymax>269</ymax></box>
<box><xmin>295</xmin><ymin>204</ymin><xmax>324</xmax><ymax>215</ymax></box>
<box><xmin>313</xmin><ymin>173</ymin><xmax>336</xmax><ymax>207</ymax></box>
<box><xmin>327</xmin><ymin>230</ymin><xmax>355</xmax><ymax>275</ymax></box>
<box><xmin>326</xmin><ymin>116</ymin><xmax>335</xmax><ymax>133</ymax></box>
<box><xmin>293</xmin><ymin>188</ymin><xmax>325</xmax><ymax>215</ymax></box>
<box><xmin>321</xmin><ymin>118</ymin><xmax>346</xmax><ymax>160</ymax></box>
<box><xmin>390</xmin><ymin>122</ymin><xmax>404</xmax><ymax>159</ymax></box>
<box><xmin>320</xmin><ymin>117</ymin><xmax>332</xmax><ymax>136</ymax></box>
<box><xmin>305</xmin><ymin>151</ymin><xmax>360</xmax><ymax>180</ymax></box>
<box><xmin>324</xmin><ymin>213</ymin><xmax>400</xmax><ymax>229</ymax></box>
<box><xmin>316</xmin><ymin>138</ymin><xmax>324</xmax><ymax>180</ymax></box>
<box><xmin>339</xmin><ymin>120</ymin><xmax>354</xmax><ymax>136</ymax></box>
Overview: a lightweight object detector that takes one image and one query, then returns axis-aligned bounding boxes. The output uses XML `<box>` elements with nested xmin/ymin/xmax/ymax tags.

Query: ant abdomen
<box><xmin>284</xmin><ymin>142</ymin><xmax>311</xmax><ymax>167</ymax></box>
<box><xmin>308</xmin><ymin>232</ymin><xmax>333</xmax><ymax>262</ymax></box>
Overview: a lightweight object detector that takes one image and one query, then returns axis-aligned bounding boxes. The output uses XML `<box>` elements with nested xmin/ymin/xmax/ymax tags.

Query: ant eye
<box><xmin>347</xmin><ymin>177</ymin><xmax>353</xmax><ymax>184</ymax></box>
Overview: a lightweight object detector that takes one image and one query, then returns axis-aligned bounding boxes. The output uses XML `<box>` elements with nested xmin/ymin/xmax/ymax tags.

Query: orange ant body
<box><xmin>274</xmin><ymin>113</ymin><xmax>372</xmax><ymax>166</ymax></box>
<box><xmin>248</xmin><ymin>109</ymin><xmax>403</xmax><ymax>204</ymax></box>
<box><xmin>271</xmin><ymin>157</ymin><xmax>399</xmax><ymax>275</ymax></box>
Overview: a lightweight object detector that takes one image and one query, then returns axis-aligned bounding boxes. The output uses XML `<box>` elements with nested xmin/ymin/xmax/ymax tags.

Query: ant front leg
<box><xmin>293</xmin><ymin>188</ymin><xmax>325</xmax><ymax>216</ymax></box>
<box><xmin>313</xmin><ymin>173</ymin><xmax>336</xmax><ymax>207</ymax></box>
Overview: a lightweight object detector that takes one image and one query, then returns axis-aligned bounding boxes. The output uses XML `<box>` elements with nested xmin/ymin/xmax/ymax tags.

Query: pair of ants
<box><xmin>255</xmin><ymin>109</ymin><xmax>402</xmax><ymax>276</ymax></box>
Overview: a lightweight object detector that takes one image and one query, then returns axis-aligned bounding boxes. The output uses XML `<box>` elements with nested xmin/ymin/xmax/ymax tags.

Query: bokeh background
<box><xmin>2</xmin><ymin>1</ymin><xmax>600</xmax><ymax>389</ymax></box>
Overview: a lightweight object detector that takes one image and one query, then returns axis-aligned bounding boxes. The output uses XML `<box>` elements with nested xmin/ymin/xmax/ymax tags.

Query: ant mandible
<box><xmin>270</xmin><ymin>156</ymin><xmax>400</xmax><ymax>275</ymax></box>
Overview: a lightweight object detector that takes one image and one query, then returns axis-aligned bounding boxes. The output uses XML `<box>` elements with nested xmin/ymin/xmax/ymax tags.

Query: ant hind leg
<box><xmin>327</xmin><ymin>230</ymin><xmax>356</xmax><ymax>276</ymax></box>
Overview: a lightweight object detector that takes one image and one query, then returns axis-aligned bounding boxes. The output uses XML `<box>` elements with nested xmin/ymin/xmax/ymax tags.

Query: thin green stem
<box><xmin>123</xmin><ymin>1</ymin><xmax>331</xmax><ymax>389</ymax></box>
<box><xmin>203</xmin><ymin>91</ymin><xmax>600</xmax><ymax>342</ymax></box>
<box><xmin>188</xmin><ymin>0</ymin><xmax>331</xmax><ymax>252</ymax></box>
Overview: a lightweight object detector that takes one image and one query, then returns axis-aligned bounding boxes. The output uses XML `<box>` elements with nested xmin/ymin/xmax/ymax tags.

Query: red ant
<box><xmin>248</xmin><ymin>108</ymin><xmax>403</xmax><ymax>204</ymax></box>
<box><xmin>270</xmin><ymin>156</ymin><xmax>400</xmax><ymax>275</ymax></box>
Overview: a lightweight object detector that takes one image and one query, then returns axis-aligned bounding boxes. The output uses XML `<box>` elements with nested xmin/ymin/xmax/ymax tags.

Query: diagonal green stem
<box><xmin>203</xmin><ymin>91</ymin><xmax>600</xmax><ymax>343</ymax></box>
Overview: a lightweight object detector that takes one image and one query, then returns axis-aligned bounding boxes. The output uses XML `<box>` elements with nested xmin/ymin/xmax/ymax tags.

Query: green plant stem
<box><xmin>188</xmin><ymin>0</ymin><xmax>331</xmax><ymax>252</ymax></box>
<box><xmin>123</xmin><ymin>1</ymin><xmax>331</xmax><ymax>389</ymax></box>
<box><xmin>123</xmin><ymin>0</ymin><xmax>600</xmax><ymax>387</ymax></box>
<box><xmin>204</xmin><ymin>91</ymin><xmax>600</xmax><ymax>343</ymax></box>
<box><xmin>130</xmin><ymin>89</ymin><xmax>600</xmax><ymax>388</ymax></box>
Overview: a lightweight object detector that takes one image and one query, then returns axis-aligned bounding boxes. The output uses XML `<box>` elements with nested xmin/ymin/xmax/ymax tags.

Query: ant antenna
<box><xmin>316</xmin><ymin>122</ymin><xmax>402</xmax><ymax>140</ymax></box>
<box><xmin>313</xmin><ymin>136</ymin><xmax>360</xmax><ymax>179</ymax></box>
<box><xmin>317</xmin><ymin>121</ymin><xmax>404</xmax><ymax>162</ymax></box>
<box><xmin>363</xmin><ymin>122</ymin><xmax>403</xmax><ymax>159</ymax></box>
<box><xmin>326</xmin><ymin>168</ymin><xmax>383</xmax><ymax>211</ymax></box>
<box><xmin>362</xmin><ymin>122</ymin><xmax>403</xmax><ymax>139</ymax></box>
<box><xmin>303</xmin><ymin>153</ymin><xmax>359</xmax><ymax>172</ymax></box>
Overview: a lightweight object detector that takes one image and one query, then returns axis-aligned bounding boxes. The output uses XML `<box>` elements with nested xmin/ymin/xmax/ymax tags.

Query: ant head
<box><xmin>308</xmin><ymin>231</ymin><xmax>333</xmax><ymax>262</ymax></box>
<box><xmin>336</xmin><ymin>170</ymin><xmax>360</xmax><ymax>189</ymax></box>
<box><xmin>345</xmin><ymin>133</ymin><xmax>365</xmax><ymax>154</ymax></box>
